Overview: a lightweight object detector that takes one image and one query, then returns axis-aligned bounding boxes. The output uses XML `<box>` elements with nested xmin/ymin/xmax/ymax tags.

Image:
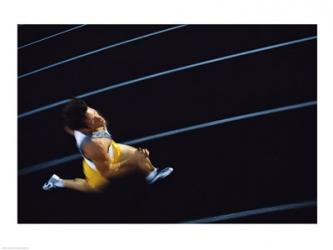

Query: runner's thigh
<box><xmin>118</xmin><ymin>144</ymin><xmax>137</xmax><ymax>162</ymax></box>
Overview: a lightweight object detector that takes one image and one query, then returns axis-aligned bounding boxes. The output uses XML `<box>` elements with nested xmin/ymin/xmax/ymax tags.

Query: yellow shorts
<box><xmin>82</xmin><ymin>140</ymin><xmax>122</xmax><ymax>189</ymax></box>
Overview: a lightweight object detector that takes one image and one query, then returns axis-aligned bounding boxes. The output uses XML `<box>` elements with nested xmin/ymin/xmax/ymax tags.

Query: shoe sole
<box><xmin>42</xmin><ymin>174</ymin><xmax>60</xmax><ymax>190</ymax></box>
<box><xmin>148</xmin><ymin>167</ymin><xmax>174</xmax><ymax>184</ymax></box>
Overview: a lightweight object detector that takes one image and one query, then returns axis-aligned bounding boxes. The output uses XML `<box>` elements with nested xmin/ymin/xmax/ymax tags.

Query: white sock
<box><xmin>145</xmin><ymin>168</ymin><xmax>157</xmax><ymax>182</ymax></box>
<box><xmin>54</xmin><ymin>177</ymin><xmax>64</xmax><ymax>188</ymax></box>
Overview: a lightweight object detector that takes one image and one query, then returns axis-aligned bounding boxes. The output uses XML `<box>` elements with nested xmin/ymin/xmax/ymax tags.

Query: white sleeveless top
<box><xmin>73</xmin><ymin>130</ymin><xmax>114</xmax><ymax>171</ymax></box>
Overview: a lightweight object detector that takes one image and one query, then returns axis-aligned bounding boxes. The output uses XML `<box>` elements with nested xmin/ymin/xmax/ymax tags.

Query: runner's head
<box><xmin>62</xmin><ymin>98</ymin><xmax>106</xmax><ymax>131</ymax></box>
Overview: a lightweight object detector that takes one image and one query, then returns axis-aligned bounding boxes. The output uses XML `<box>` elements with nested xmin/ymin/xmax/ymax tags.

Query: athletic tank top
<box><xmin>73</xmin><ymin>128</ymin><xmax>113</xmax><ymax>171</ymax></box>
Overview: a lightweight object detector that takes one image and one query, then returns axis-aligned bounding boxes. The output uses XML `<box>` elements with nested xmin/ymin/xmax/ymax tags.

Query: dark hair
<box><xmin>62</xmin><ymin>98</ymin><xmax>88</xmax><ymax>130</ymax></box>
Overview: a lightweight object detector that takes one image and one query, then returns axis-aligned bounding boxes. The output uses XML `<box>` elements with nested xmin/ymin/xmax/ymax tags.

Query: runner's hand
<box><xmin>138</xmin><ymin>147</ymin><xmax>150</xmax><ymax>158</ymax></box>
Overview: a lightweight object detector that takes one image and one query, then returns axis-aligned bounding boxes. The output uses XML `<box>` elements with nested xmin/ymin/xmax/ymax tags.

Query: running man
<box><xmin>42</xmin><ymin>98</ymin><xmax>173</xmax><ymax>192</ymax></box>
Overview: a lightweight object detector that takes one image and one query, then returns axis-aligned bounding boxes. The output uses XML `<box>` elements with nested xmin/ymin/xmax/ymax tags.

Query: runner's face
<box><xmin>85</xmin><ymin>107</ymin><xmax>105</xmax><ymax>129</ymax></box>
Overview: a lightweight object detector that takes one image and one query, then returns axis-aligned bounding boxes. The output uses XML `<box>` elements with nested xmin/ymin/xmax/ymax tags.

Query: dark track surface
<box><xmin>18</xmin><ymin>25</ymin><xmax>317</xmax><ymax>223</ymax></box>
